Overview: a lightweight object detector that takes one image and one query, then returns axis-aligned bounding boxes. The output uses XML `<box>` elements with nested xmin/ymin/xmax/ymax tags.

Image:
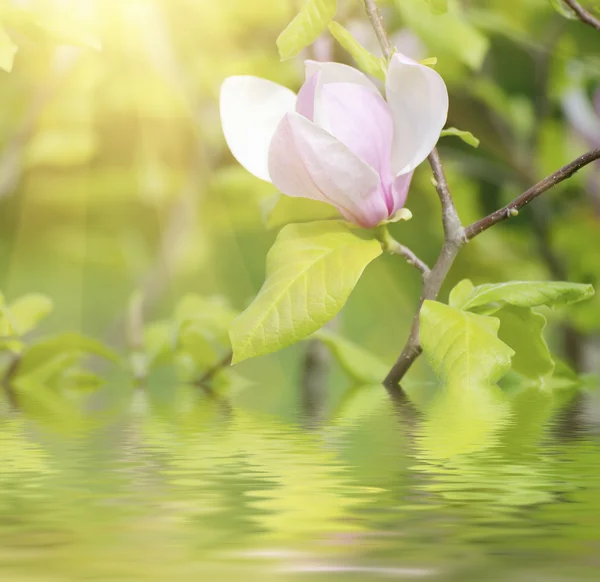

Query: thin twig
<box><xmin>562</xmin><ymin>0</ymin><xmax>600</xmax><ymax>30</ymax></box>
<box><xmin>194</xmin><ymin>350</ymin><xmax>233</xmax><ymax>390</ymax></box>
<box><xmin>363</xmin><ymin>0</ymin><xmax>393</xmax><ymax>58</ymax></box>
<box><xmin>378</xmin><ymin>227</ymin><xmax>431</xmax><ymax>279</ymax></box>
<box><xmin>362</xmin><ymin>0</ymin><xmax>600</xmax><ymax>386</ymax></box>
<box><xmin>465</xmin><ymin>148</ymin><xmax>600</xmax><ymax>239</ymax></box>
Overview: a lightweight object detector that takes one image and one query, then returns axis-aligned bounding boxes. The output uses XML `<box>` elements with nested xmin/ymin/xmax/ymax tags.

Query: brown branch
<box><xmin>362</xmin><ymin>0</ymin><xmax>466</xmax><ymax>388</ymax></box>
<box><xmin>362</xmin><ymin>0</ymin><xmax>600</xmax><ymax>386</ymax></box>
<box><xmin>562</xmin><ymin>0</ymin><xmax>600</xmax><ymax>30</ymax></box>
<box><xmin>363</xmin><ymin>0</ymin><xmax>393</xmax><ymax>58</ymax></box>
<box><xmin>429</xmin><ymin>148</ymin><xmax>465</xmax><ymax>242</ymax></box>
<box><xmin>194</xmin><ymin>350</ymin><xmax>233</xmax><ymax>390</ymax></box>
<box><xmin>378</xmin><ymin>227</ymin><xmax>431</xmax><ymax>279</ymax></box>
<box><xmin>465</xmin><ymin>148</ymin><xmax>600</xmax><ymax>240</ymax></box>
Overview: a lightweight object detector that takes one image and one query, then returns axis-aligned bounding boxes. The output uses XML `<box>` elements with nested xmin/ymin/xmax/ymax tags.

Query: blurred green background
<box><xmin>1</xmin><ymin>0</ymin><xmax>600</xmax><ymax>418</ymax></box>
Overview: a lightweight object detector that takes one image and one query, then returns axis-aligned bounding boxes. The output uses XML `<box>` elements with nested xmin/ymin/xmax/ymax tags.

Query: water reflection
<box><xmin>0</xmin><ymin>380</ymin><xmax>599</xmax><ymax>581</ymax></box>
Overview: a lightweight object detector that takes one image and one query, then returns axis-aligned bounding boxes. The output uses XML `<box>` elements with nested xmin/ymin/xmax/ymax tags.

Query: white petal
<box><xmin>268</xmin><ymin>112</ymin><xmax>388</xmax><ymax>227</ymax></box>
<box><xmin>304</xmin><ymin>60</ymin><xmax>380</xmax><ymax>128</ymax></box>
<box><xmin>220</xmin><ymin>76</ymin><xmax>297</xmax><ymax>182</ymax></box>
<box><xmin>386</xmin><ymin>53</ymin><xmax>449</xmax><ymax>176</ymax></box>
<box><xmin>304</xmin><ymin>60</ymin><xmax>379</xmax><ymax>92</ymax></box>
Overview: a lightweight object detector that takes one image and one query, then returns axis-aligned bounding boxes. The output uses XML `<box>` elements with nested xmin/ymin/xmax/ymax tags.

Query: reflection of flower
<box><xmin>220</xmin><ymin>55</ymin><xmax>448</xmax><ymax>228</ymax></box>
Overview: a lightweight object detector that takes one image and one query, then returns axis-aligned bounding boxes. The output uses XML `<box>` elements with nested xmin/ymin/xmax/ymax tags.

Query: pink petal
<box><xmin>318</xmin><ymin>82</ymin><xmax>394</xmax><ymax>185</ymax></box>
<box><xmin>390</xmin><ymin>172</ymin><xmax>414</xmax><ymax>216</ymax></box>
<box><xmin>296</xmin><ymin>73</ymin><xmax>319</xmax><ymax>121</ymax></box>
<box><xmin>268</xmin><ymin>112</ymin><xmax>388</xmax><ymax>228</ymax></box>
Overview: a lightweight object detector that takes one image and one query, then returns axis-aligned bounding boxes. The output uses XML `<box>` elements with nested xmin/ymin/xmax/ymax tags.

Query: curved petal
<box><xmin>390</xmin><ymin>171</ymin><xmax>414</xmax><ymax>216</ymax></box>
<box><xmin>304</xmin><ymin>60</ymin><xmax>379</xmax><ymax>92</ymax></box>
<box><xmin>304</xmin><ymin>60</ymin><xmax>380</xmax><ymax>127</ymax></box>
<box><xmin>319</xmin><ymin>82</ymin><xmax>394</xmax><ymax>183</ymax></box>
<box><xmin>296</xmin><ymin>72</ymin><xmax>319</xmax><ymax>121</ymax></box>
<box><xmin>220</xmin><ymin>76</ymin><xmax>297</xmax><ymax>182</ymax></box>
<box><xmin>386</xmin><ymin>53</ymin><xmax>449</xmax><ymax>176</ymax></box>
<box><xmin>268</xmin><ymin>112</ymin><xmax>388</xmax><ymax>228</ymax></box>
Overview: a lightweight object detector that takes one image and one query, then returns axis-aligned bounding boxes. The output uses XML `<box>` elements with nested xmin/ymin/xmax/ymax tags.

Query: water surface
<box><xmin>1</xmin><ymin>384</ymin><xmax>599</xmax><ymax>581</ymax></box>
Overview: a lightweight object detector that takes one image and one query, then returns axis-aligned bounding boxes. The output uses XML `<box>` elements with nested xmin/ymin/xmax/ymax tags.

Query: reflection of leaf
<box><xmin>277</xmin><ymin>0</ymin><xmax>337</xmax><ymax>60</ymax></box>
<box><xmin>313</xmin><ymin>329</ymin><xmax>388</xmax><ymax>385</ymax></box>
<box><xmin>230</xmin><ymin>221</ymin><xmax>382</xmax><ymax>364</ymax></box>
<box><xmin>495</xmin><ymin>306</ymin><xmax>554</xmax><ymax>382</ymax></box>
<box><xmin>328</xmin><ymin>22</ymin><xmax>386</xmax><ymax>80</ymax></box>
<box><xmin>452</xmin><ymin>280</ymin><xmax>595</xmax><ymax>312</ymax></box>
<box><xmin>331</xmin><ymin>384</ymin><xmax>388</xmax><ymax>426</ymax></box>
<box><xmin>420</xmin><ymin>301</ymin><xmax>514</xmax><ymax>388</ymax></box>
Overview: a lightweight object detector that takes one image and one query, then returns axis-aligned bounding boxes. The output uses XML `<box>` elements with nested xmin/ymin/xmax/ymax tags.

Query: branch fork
<box><xmin>362</xmin><ymin>0</ymin><xmax>600</xmax><ymax>387</ymax></box>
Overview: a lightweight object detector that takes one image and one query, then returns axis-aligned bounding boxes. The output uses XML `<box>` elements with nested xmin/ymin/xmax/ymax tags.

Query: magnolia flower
<box><xmin>220</xmin><ymin>55</ymin><xmax>449</xmax><ymax>228</ymax></box>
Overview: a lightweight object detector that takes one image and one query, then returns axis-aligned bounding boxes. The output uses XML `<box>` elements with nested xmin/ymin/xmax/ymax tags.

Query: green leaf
<box><xmin>230</xmin><ymin>220</ymin><xmax>382</xmax><ymax>364</ymax></box>
<box><xmin>452</xmin><ymin>281</ymin><xmax>595</xmax><ymax>312</ymax></box>
<box><xmin>394</xmin><ymin>0</ymin><xmax>489</xmax><ymax>71</ymax></box>
<box><xmin>420</xmin><ymin>301</ymin><xmax>514</xmax><ymax>387</ymax></box>
<box><xmin>277</xmin><ymin>0</ymin><xmax>337</xmax><ymax>60</ymax></box>
<box><xmin>425</xmin><ymin>0</ymin><xmax>449</xmax><ymax>15</ymax></box>
<box><xmin>262</xmin><ymin>194</ymin><xmax>339</xmax><ymax>230</ymax></box>
<box><xmin>328</xmin><ymin>22</ymin><xmax>387</xmax><ymax>80</ymax></box>
<box><xmin>175</xmin><ymin>294</ymin><xmax>238</xmax><ymax>345</ymax></box>
<box><xmin>19</xmin><ymin>333</ymin><xmax>121</xmax><ymax>375</ymax></box>
<box><xmin>495</xmin><ymin>306</ymin><xmax>555</xmax><ymax>382</ymax></box>
<box><xmin>8</xmin><ymin>294</ymin><xmax>53</xmax><ymax>336</ymax></box>
<box><xmin>314</xmin><ymin>328</ymin><xmax>388</xmax><ymax>385</ymax></box>
<box><xmin>0</xmin><ymin>25</ymin><xmax>17</xmax><ymax>72</ymax></box>
<box><xmin>448</xmin><ymin>279</ymin><xmax>475</xmax><ymax>309</ymax></box>
<box><xmin>440</xmin><ymin>127</ymin><xmax>480</xmax><ymax>148</ymax></box>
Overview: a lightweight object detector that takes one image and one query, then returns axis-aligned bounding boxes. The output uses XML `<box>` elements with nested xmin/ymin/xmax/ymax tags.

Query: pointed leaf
<box><xmin>448</xmin><ymin>278</ymin><xmax>474</xmax><ymax>309</ymax></box>
<box><xmin>420</xmin><ymin>301</ymin><xmax>514</xmax><ymax>387</ymax></box>
<box><xmin>328</xmin><ymin>22</ymin><xmax>386</xmax><ymax>81</ymax></box>
<box><xmin>277</xmin><ymin>0</ymin><xmax>337</xmax><ymax>60</ymax></box>
<box><xmin>230</xmin><ymin>220</ymin><xmax>382</xmax><ymax>363</ymax></box>
<box><xmin>454</xmin><ymin>281</ymin><xmax>595</xmax><ymax>312</ymax></box>
<box><xmin>495</xmin><ymin>306</ymin><xmax>555</xmax><ymax>382</ymax></box>
<box><xmin>440</xmin><ymin>127</ymin><xmax>480</xmax><ymax>148</ymax></box>
<box><xmin>314</xmin><ymin>328</ymin><xmax>388</xmax><ymax>385</ymax></box>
